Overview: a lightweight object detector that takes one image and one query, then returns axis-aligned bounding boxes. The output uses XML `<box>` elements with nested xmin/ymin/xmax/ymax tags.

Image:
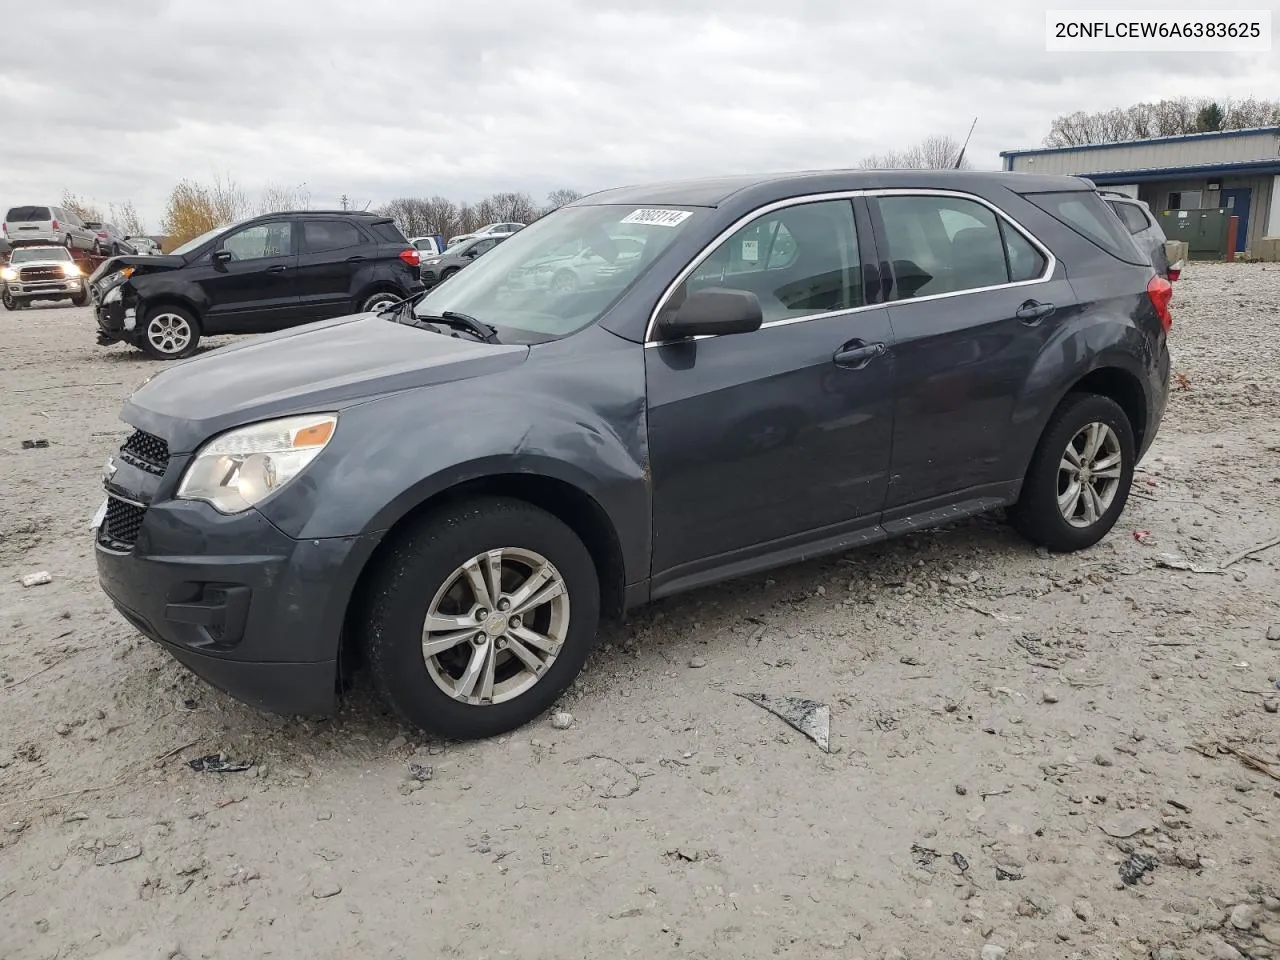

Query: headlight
<box><xmin>0</xmin><ymin>267</ymin><xmax>15</xmax><ymax>282</ymax></box>
<box><xmin>103</xmin><ymin>286</ymin><xmax>122</xmax><ymax>304</ymax></box>
<box><xmin>61</xmin><ymin>263</ymin><xmax>81</xmax><ymax>277</ymax></box>
<box><xmin>176</xmin><ymin>414</ymin><xmax>337</xmax><ymax>514</ymax></box>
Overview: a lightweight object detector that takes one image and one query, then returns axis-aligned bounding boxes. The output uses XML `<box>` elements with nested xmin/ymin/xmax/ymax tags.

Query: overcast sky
<box><xmin>2</xmin><ymin>0</ymin><xmax>1276</xmax><ymax>230</ymax></box>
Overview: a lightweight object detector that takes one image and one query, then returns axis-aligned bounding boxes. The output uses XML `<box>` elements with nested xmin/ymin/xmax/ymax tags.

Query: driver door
<box><xmin>196</xmin><ymin>218</ymin><xmax>301</xmax><ymax>333</ymax></box>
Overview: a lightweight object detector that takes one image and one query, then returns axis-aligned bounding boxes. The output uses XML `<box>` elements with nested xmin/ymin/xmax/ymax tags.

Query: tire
<box><xmin>65</xmin><ymin>236</ymin><xmax>74</xmax><ymax>250</ymax></box>
<box><xmin>140</xmin><ymin>305</ymin><xmax>201</xmax><ymax>360</ymax></box>
<box><xmin>2</xmin><ymin>288</ymin><xmax>21</xmax><ymax>311</ymax></box>
<box><xmin>363</xmin><ymin>497</ymin><xmax>601</xmax><ymax>740</ymax></box>
<box><xmin>70</xmin><ymin>291</ymin><xmax>89</xmax><ymax>307</ymax></box>
<box><xmin>1009</xmin><ymin>392</ymin><xmax>1135</xmax><ymax>552</ymax></box>
<box><xmin>440</xmin><ymin>267</ymin><xmax>460</xmax><ymax>282</ymax></box>
<box><xmin>359</xmin><ymin>290</ymin><xmax>401</xmax><ymax>314</ymax></box>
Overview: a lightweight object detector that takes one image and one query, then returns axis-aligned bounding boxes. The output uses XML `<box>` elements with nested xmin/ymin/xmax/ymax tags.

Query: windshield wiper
<box><xmin>417</xmin><ymin>311</ymin><xmax>501</xmax><ymax>344</ymax></box>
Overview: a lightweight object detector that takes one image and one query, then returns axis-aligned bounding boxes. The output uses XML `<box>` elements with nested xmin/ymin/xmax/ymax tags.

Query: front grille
<box><xmin>19</xmin><ymin>266</ymin><xmax>63</xmax><ymax>283</ymax></box>
<box><xmin>99</xmin><ymin>496</ymin><xmax>145</xmax><ymax>549</ymax></box>
<box><xmin>120</xmin><ymin>430</ymin><xmax>170</xmax><ymax>476</ymax></box>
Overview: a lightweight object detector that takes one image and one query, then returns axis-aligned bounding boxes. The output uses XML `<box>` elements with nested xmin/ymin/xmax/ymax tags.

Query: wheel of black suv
<box><xmin>363</xmin><ymin>497</ymin><xmax>601</xmax><ymax>740</ymax></box>
<box><xmin>1010</xmin><ymin>392</ymin><xmax>1135</xmax><ymax>552</ymax></box>
<box><xmin>360</xmin><ymin>290</ymin><xmax>400</xmax><ymax>313</ymax></box>
<box><xmin>140</xmin><ymin>306</ymin><xmax>201</xmax><ymax>360</ymax></box>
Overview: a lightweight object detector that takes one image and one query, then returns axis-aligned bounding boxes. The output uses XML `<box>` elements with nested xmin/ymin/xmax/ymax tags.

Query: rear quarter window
<box><xmin>1023</xmin><ymin>191</ymin><xmax>1146</xmax><ymax>265</ymax></box>
<box><xmin>6</xmin><ymin>206</ymin><xmax>51</xmax><ymax>222</ymax></box>
<box><xmin>369</xmin><ymin>220</ymin><xmax>408</xmax><ymax>244</ymax></box>
<box><xmin>1108</xmin><ymin>201</ymin><xmax>1152</xmax><ymax>236</ymax></box>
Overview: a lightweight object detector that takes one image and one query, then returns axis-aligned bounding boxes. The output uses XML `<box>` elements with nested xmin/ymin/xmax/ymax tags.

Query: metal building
<box><xmin>1001</xmin><ymin>127</ymin><xmax>1280</xmax><ymax>255</ymax></box>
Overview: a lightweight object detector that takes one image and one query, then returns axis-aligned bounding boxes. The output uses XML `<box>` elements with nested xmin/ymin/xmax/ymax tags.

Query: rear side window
<box><xmin>1024</xmin><ymin>191</ymin><xmax>1145</xmax><ymax>264</ymax></box>
<box><xmin>369</xmin><ymin>219</ymin><xmax>408</xmax><ymax>244</ymax></box>
<box><xmin>1109</xmin><ymin>201</ymin><xmax>1151</xmax><ymax>236</ymax></box>
<box><xmin>302</xmin><ymin>219</ymin><xmax>365</xmax><ymax>253</ymax></box>
<box><xmin>7</xmin><ymin>206</ymin><xmax>51</xmax><ymax>222</ymax></box>
<box><xmin>874</xmin><ymin>195</ymin><xmax>1031</xmax><ymax>299</ymax></box>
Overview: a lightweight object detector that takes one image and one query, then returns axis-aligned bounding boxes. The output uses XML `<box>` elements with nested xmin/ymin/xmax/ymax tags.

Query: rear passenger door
<box><xmin>297</xmin><ymin>218</ymin><xmax>370</xmax><ymax>319</ymax></box>
<box><xmin>869</xmin><ymin>191</ymin><xmax>1075</xmax><ymax>513</ymax></box>
<box><xmin>645</xmin><ymin>197</ymin><xmax>896</xmax><ymax>588</ymax></box>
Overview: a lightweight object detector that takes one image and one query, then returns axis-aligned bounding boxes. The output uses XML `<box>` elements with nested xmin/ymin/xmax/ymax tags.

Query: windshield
<box><xmin>414</xmin><ymin>204</ymin><xmax>702</xmax><ymax>342</ymax></box>
<box><xmin>11</xmin><ymin>247</ymin><xmax>71</xmax><ymax>263</ymax></box>
<box><xmin>169</xmin><ymin>220</ymin><xmax>246</xmax><ymax>258</ymax></box>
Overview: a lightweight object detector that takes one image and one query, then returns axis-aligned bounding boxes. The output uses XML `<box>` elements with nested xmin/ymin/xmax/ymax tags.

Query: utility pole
<box><xmin>340</xmin><ymin>194</ymin><xmax>350</xmax><ymax>211</ymax></box>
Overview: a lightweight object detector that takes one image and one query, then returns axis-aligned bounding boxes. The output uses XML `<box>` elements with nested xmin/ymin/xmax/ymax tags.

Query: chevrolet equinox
<box><xmin>94</xmin><ymin>170</ymin><xmax>1172</xmax><ymax>739</ymax></box>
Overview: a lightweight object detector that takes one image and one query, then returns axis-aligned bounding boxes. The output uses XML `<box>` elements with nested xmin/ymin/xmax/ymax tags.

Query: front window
<box><xmin>10</xmin><ymin>246</ymin><xmax>72</xmax><ymax>263</ymax></box>
<box><xmin>413</xmin><ymin>204</ymin><xmax>702</xmax><ymax>341</ymax></box>
<box><xmin>221</xmin><ymin>221</ymin><xmax>292</xmax><ymax>260</ymax></box>
<box><xmin>170</xmin><ymin>221</ymin><xmax>248</xmax><ymax>258</ymax></box>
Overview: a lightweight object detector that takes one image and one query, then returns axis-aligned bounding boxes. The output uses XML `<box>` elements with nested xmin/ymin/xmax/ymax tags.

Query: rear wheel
<box><xmin>359</xmin><ymin>290</ymin><xmax>401</xmax><ymax>314</ymax></box>
<box><xmin>140</xmin><ymin>306</ymin><xmax>201</xmax><ymax>360</ymax></box>
<box><xmin>363</xmin><ymin>497</ymin><xmax>600</xmax><ymax>740</ymax></box>
<box><xmin>1009</xmin><ymin>393</ymin><xmax>1135</xmax><ymax>552</ymax></box>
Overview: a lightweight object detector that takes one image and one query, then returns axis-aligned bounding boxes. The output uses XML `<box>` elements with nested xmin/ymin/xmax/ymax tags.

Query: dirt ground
<box><xmin>2</xmin><ymin>263</ymin><xmax>1279</xmax><ymax>960</ymax></box>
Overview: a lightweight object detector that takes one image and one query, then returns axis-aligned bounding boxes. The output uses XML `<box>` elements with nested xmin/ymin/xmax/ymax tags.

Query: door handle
<box><xmin>345</xmin><ymin>255</ymin><xmax>366</xmax><ymax>263</ymax></box>
<box><xmin>1015</xmin><ymin>300</ymin><xmax>1055</xmax><ymax>323</ymax></box>
<box><xmin>267</xmin><ymin>264</ymin><xmax>289</xmax><ymax>274</ymax></box>
<box><xmin>833</xmin><ymin>341</ymin><xmax>886</xmax><ymax>370</ymax></box>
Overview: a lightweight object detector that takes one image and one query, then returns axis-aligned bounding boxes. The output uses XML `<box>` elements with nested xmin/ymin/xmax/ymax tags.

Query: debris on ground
<box><xmin>186</xmin><ymin>754</ymin><xmax>252</xmax><ymax>774</ymax></box>
<box><xmin>1119</xmin><ymin>852</ymin><xmax>1157</xmax><ymax>885</ymax></box>
<box><xmin>736</xmin><ymin>693</ymin><xmax>830</xmax><ymax>752</ymax></box>
<box><xmin>95</xmin><ymin>841</ymin><xmax>142</xmax><ymax>866</ymax></box>
<box><xmin>1132</xmin><ymin>530</ymin><xmax>1152</xmax><ymax>544</ymax></box>
<box><xmin>20</xmin><ymin>571</ymin><xmax>52</xmax><ymax>588</ymax></box>
<box><xmin>20</xmin><ymin>439</ymin><xmax>50</xmax><ymax>449</ymax></box>
<box><xmin>687</xmin><ymin>657</ymin><xmax>707</xmax><ymax>669</ymax></box>
<box><xmin>550</xmin><ymin>711</ymin><xmax>574</xmax><ymax>730</ymax></box>
<box><xmin>406</xmin><ymin>762</ymin><xmax>433</xmax><ymax>782</ymax></box>
<box><xmin>1154</xmin><ymin>553</ymin><xmax>1222</xmax><ymax>574</ymax></box>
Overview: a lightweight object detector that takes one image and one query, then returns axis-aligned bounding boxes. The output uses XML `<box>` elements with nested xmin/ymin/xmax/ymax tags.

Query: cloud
<box><xmin>1</xmin><ymin>0</ymin><xmax>1274</xmax><ymax>228</ymax></box>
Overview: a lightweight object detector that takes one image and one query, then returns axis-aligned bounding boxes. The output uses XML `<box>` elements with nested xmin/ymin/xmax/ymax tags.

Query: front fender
<box><xmin>255</xmin><ymin>383</ymin><xmax>650</xmax><ymax>582</ymax></box>
<box><xmin>132</xmin><ymin>275</ymin><xmax>208</xmax><ymax>316</ymax></box>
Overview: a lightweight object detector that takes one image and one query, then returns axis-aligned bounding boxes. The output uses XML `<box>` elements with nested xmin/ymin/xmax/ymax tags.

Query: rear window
<box><xmin>1108</xmin><ymin>201</ymin><xmax>1151</xmax><ymax>236</ymax></box>
<box><xmin>6</xmin><ymin>206</ymin><xmax>51</xmax><ymax>222</ymax></box>
<box><xmin>1023</xmin><ymin>191</ymin><xmax>1145</xmax><ymax>264</ymax></box>
<box><xmin>369</xmin><ymin>219</ymin><xmax>408</xmax><ymax>244</ymax></box>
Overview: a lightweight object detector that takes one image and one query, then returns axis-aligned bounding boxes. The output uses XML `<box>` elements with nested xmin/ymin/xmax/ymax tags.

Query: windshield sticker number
<box><xmin>620</xmin><ymin>208</ymin><xmax>692</xmax><ymax>227</ymax></box>
<box><xmin>741</xmin><ymin>240</ymin><xmax>759</xmax><ymax>262</ymax></box>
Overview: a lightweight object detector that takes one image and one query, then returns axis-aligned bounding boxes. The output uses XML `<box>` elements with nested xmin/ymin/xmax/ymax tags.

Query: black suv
<box><xmin>94</xmin><ymin>170</ymin><xmax>1171</xmax><ymax>739</ymax></box>
<box><xmin>89</xmin><ymin>211</ymin><xmax>424</xmax><ymax>359</ymax></box>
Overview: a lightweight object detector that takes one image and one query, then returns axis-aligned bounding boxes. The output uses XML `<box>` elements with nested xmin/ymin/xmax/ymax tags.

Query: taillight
<box><xmin>51</xmin><ymin>219</ymin><xmax>60</xmax><ymax>231</ymax></box>
<box><xmin>1147</xmin><ymin>275</ymin><xmax>1173</xmax><ymax>333</ymax></box>
<box><xmin>399</xmin><ymin>248</ymin><xmax>421</xmax><ymax>267</ymax></box>
<box><xmin>1166</xmin><ymin>260</ymin><xmax>1182</xmax><ymax>282</ymax></box>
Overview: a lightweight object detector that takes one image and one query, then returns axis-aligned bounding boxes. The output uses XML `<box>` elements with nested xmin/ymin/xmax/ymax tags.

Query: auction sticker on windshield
<box><xmin>620</xmin><ymin>209</ymin><xmax>693</xmax><ymax>227</ymax></box>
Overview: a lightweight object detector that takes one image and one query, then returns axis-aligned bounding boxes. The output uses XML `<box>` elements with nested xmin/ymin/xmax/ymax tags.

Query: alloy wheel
<box><xmin>421</xmin><ymin>547</ymin><xmax>569</xmax><ymax>705</ymax></box>
<box><xmin>1057</xmin><ymin>421</ymin><xmax>1123</xmax><ymax>528</ymax></box>
<box><xmin>146</xmin><ymin>313</ymin><xmax>193</xmax><ymax>356</ymax></box>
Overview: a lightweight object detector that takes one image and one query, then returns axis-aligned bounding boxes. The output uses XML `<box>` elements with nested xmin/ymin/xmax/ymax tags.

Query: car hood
<box><xmin>122</xmin><ymin>313</ymin><xmax>530</xmax><ymax>453</ymax></box>
<box><xmin>88</xmin><ymin>254</ymin><xmax>183</xmax><ymax>283</ymax></box>
<box><xmin>5</xmin><ymin>256</ymin><xmax>78</xmax><ymax>269</ymax></box>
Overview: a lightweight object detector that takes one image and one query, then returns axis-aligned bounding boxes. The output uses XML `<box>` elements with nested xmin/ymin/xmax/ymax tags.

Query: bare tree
<box><xmin>110</xmin><ymin>200</ymin><xmax>146</xmax><ymax>236</ymax></box>
<box><xmin>860</xmin><ymin>135</ymin><xmax>970</xmax><ymax>170</ymax></box>
<box><xmin>546</xmin><ymin>188</ymin><xmax>582</xmax><ymax>210</ymax></box>
<box><xmin>258</xmin><ymin>182</ymin><xmax>311</xmax><ymax>215</ymax></box>
<box><xmin>485</xmin><ymin>191</ymin><xmax>540</xmax><ymax>223</ymax></box>
<box><xmin>60</xmin><ymin>190</ymin><xmax>105</xmax><ymax>224</ymax></box>
<box><xmin>1045</xmin><ymin>96</ymin><xmax>1280</xmax><ymax>145</ymax></box>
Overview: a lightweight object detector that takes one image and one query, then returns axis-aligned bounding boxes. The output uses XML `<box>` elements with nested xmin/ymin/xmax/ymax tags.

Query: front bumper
<box><xmin>95</xmin><ymin>491</ymin><xmax>379</xmax><ymax>717</ymax></box>
<box><xmin>5</xmin><ymin>277</ymin><xmax>82</xmax><ymax>298</ymax></box>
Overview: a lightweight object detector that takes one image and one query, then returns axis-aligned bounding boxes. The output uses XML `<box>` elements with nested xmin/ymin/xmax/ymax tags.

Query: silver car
<box><xmin>1</xmin><ymin>245</ymin><xmax>89</xmax><ymax>310</ymax></box>
<box><xmin>3</xmin><ymin>205</ymin><xmax>97</xmax><ymax>252</ymax></box>
<box><xmin>1102</xmin><ymin>193</ymin><xmax>1175</xmax><ymax>279</ymax></box>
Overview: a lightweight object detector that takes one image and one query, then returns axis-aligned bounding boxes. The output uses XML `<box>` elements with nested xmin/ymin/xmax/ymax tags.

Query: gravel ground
<box><xmin>1</xmin><ymin>263</ymin><xmax>1279</xmax><ymax>960</ymax></box>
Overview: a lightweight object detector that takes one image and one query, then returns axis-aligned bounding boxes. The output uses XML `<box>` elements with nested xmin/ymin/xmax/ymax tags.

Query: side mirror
<box><xmin>658</xmin><ymin>287</ymin><xmax>763</xmax><ymax>340</ymax></box>
<box><xmin>212</xmin><ymin>249</ymin><xmax>233</xmax><ymax>264</ymax></box>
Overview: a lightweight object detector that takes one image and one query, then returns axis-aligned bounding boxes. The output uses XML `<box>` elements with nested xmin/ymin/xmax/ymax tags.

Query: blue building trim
<box><xmin>1000</xmin><ymin>126</ymin><xmax>1280</xmax><ymax>160</ymax></box>
<box><xmin>1084</xmin><ymin>159</ymin><xmax>1280</xmax><ymax>183</ymax></box>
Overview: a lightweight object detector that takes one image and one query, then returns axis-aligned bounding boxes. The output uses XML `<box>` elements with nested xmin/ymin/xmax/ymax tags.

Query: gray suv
<box><xmin>3</xmin><ymin>205</ymin><xmax>97</xmax><ymax>252</ymax></box>
<box><xmin>94</xmin><ymin>170</ymin><xmax>1172</xmax><ymax>740</ymax></box>
<box><xmin>1102</xmin><ymin>193</ymin><xmax>1175</xmax><ymax>279</ymax></box>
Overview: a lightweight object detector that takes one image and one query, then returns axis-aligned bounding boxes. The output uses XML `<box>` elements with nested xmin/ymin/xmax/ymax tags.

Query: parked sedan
<box><xmin>446</xmin><ymin>222</ymin><xmax>525</xmax><ymax>247</ymax></box>
<box><xmin>93</xmin><ymin>170</ymin><xmax>1170</xmax><ymax>741</ymax></box>
<box><xmin>419</xmin><ymin>234</ymin><xmax>506</xmax><ymax>286</ymax></box>
<box><xmin>84</xmin><ymin>221</ymin><xmax>138</xmax><ymax>257</ymax></box>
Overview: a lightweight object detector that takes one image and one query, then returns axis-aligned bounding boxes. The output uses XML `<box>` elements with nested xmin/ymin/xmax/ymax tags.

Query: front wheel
<box><xmin>1009</xmin><ymin>392</ymin><xmax>1135</xmax><ymax>552</ymax></box>
<box><xmin>363</xmin><ymin>497</ymin><xmax>601</xmax><ymax>740</ymax></box>
<box><xmin>2</xmin><ymin>287</ymin><xmax>22</xmax><ymax>311</ymax></box>
<box><xmin>140</xmin><ymin>306</ymin><xmax>201</xmax><ymax>360</ymax></box>
<box><xmin>70</xmin><ymin>290</ymin><xmax>89</xmax><ymax>307</ymax></box>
